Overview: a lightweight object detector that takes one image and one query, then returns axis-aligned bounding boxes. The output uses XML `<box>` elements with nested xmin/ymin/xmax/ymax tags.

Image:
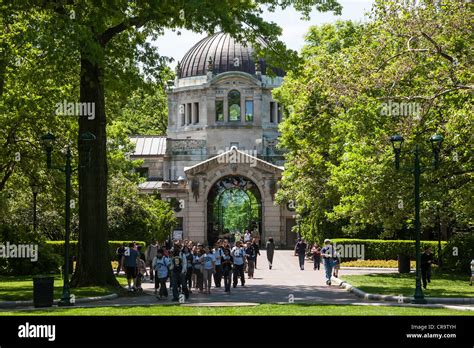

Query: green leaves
<box><xmin>275</xmin><ymin>0</ymin><xmax>473</xmax><ymax>241</ymax></box>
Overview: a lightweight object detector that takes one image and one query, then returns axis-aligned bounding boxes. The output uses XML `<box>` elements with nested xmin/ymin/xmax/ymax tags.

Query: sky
<box><xmin>152</xmin><ymin>0</ymin><xmax>375</xmax><ymax>69</ymax></box>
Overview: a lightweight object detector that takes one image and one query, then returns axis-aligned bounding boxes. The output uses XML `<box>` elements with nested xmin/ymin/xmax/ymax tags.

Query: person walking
<box><xmin>193</xmin><ymin>248</ymin><xmax>204</xmax><ymax>293</ymax></box>
<box><xmin>182</xmin><ymin>245</ymin><xmax>194</xmax><ymax>293</ymax></box>
<box><xmin>295</xmin><ymin>238</ymin><xmax>307</xmax><ymax>270</ymax></box>
<box><xmin>251</xmin><ymin>238</ymin><xmax>260</xmax><ymax>269</ymax></box>
<box><xmin>231</xmin><ymin>241</ymin><xmax>246</xmax><ymax>287</ymax></box>
<box><xmin>170</xmin><ymin>247</ymin><xmax>188</xmax><ymax>301</ymax></box>
<box><xmin>145</xmin><ymin>240</ymin><xmax>159</xmax><ymax>281</ymax></box>
<box><xmin>213</xmin><ymin>240</ymin><xmax>224</xmax><ymax>288</ymax></box>
<box><xmin>202</xmin><ymin>246</ymin><xmax>215</xmax><ymax>294</ymax></box>
<box><xmin>266</xmin><ymin>237</ymin><xmax>275</xmax><ymax>270</ymax></box>
<box><xmin>421</xmin><ymin>246</ymin><xmax>433</xmax><ymax>289</ymax></box>
<box><xmin>245</xmin><ymin>241</ymin><xmax>256</xmax><ymax>279</ymax></box>
<box><xmin>115</xmin><ymin>243</ymin><xmax>125</xmax><ymax>275</ymax></box>
<box><xmin>222</xmin><ymin>248</ymin><xmax>233</xmax><ymax>293</ymax></box>
<box><xmin>152</xmin><ymin>248</ymin><xmax>170</xmax><ymax>299</ymax></box>
<box><xmin>121</xmin><ymin>243</ymin><xmax>140</xmax><ymax>292</ymax></box>
<box><xmin>321</xmin><ymin>239</ymin><xmax>335</xmax><ymax>286</ymax></box>
<box><xmin>311</xmin><ymin>243</ymin><xmax>321</xmax><ymax>270</ymax></box>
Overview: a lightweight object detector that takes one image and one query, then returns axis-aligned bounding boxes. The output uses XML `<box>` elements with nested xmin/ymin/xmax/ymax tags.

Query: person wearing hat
<box><xmin>321</xmin><ymin>239</ymin><xmax>335</xmax><ymax>285</ymax></box>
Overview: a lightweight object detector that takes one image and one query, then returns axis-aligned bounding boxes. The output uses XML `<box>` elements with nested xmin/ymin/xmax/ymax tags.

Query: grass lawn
<box><xmin>340</xmin><ymin>271</ymin><xmax>474</xmax><ymax>298</ymax></box>
<box><xmin>0</xmin><ymin>304</ymin><xmax>471</xmax><ymax>316</ymax></box>
<box><xmin>0</xmin><ymin>275</ymin><xmax>128</xmax><ymax>302</ymax></box>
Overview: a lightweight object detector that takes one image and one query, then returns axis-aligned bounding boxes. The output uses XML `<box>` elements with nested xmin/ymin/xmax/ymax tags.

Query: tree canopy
<box><xmin>274</xmin><ymin>0</ymin><xmax>473</xmax><ymax>242</ymax></box>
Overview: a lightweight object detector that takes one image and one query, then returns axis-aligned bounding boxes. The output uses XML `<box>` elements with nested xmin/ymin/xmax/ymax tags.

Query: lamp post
<box><xmin>390</xmin><ymin>134</ymin><xmax>443</xmax><ymax>304</ymax></box>
<box><xmin>30</xmin><ymin>181</ymin><xmax>40</xmax><ymax>233</ymax></box>
<box><xmin>41</xmin><ymin>131</ymin><xmax>96</xmax><ymax>307</ymax></box>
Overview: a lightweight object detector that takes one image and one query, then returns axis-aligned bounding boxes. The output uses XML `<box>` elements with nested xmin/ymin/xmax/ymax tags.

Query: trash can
<box><xmin>398</xmin><ymin>254</ymin><xmax>411</xmax><ymax>274</ymax></box>
<box><xmin>33</xmin><ymin>276</ymin><xmax>54</xmax><ymax>308</ymax></box>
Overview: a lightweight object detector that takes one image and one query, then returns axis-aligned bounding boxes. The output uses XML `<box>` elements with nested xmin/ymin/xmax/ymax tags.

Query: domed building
<box><xmin>130</xmin><ymin>32</ymin><xmax>297</xmax><ymax>247</ymax></box>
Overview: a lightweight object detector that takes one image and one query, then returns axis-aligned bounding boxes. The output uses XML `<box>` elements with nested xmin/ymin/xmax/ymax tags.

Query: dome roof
<box><xmin>178</xmin><ymin>32</ymin><xmax>284</xmax><ymax>79</ymax></box>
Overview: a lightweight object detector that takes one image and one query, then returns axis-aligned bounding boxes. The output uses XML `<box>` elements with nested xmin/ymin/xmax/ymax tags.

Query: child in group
<box><xmin>193</xmin><ymin>248</ymin><xmax>204</xmax><ymax>293</ymax></box>
<box><xmin>202</xmin><ymin>246</ymin><xmax>216</xmax><ymax>294</ymax></box>
<box><xmin>222</xmin><ymin>248</ymin><xmax>233</xmax><ymax>293</ymax></box>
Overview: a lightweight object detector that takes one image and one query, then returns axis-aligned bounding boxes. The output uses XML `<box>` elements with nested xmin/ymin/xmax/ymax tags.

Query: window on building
<box><xmin>194</xmin><ymin>102</ymin><xmax>199</xmax><ymax>124</ymax></box>
<box><xmin>180</xmin><ymin>104</ymin><xmax>185</xmax><ymax>126</ymax></box>
<box><xmin>245</xmin><ymin>100</ymin><xmax>253</xmax><ymax>122</ymax></box>
<box><xmin>187</xmin><ymin>103</ymin><xmax>192</xmax><ymax>124</ymax></box>
<box><xmin>270</xmin><ymin>101</ymin><xmax>275</xmax><ymax>123</ymax></box>
<box><xmin>277</xmin><ymin>103</ymin><xmax>283</xmax><ymax>123</ymax></box>
<box><xmin>228</xmin><ymin>90</ymin><xmax>241</xmax><ymax>121</ymax></box>
<box><xmin>216</xmin><ymin>100</ymin><xmax>224</xmax><ymax>121</ymax></box>
<box><xmin>136</xmin><ymin>167</ymin><xmax>149</xmax><ymax>180</ymax></box>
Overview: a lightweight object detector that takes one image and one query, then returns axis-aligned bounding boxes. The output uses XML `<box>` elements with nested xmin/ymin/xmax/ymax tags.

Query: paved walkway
<box><xmin>4</xmin><ymin>251</ymin><xmax>472</xmax><ymax>311</ymax></box>
<box><xmin>72</xmin><ymin>251</ymin><xmax>411</xmax><ymax>307</ymax></box>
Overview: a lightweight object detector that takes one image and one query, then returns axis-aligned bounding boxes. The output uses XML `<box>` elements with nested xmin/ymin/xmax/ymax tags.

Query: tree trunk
<box><xmin>71</xmin><ymin>50</ymin><xmax>119</xmax><ymax>287</ymax></box>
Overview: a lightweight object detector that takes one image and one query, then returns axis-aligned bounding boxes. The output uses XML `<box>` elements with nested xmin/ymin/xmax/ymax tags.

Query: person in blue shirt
<box><xmin>213</xmin><ymin>240</ymin><xmax>224</xmax><ymax>288</ymax></box>
<box><xmin>202</xmin><ymin>246</ymin><xmax>216</xmax><ymax>294</ymax></box>
<box><xmin>231</xmin><ymin>241</ymin><xmax>246</xmax><ymax>287</ymax></box>
<box><xmin>321</xmin><ymin>239</ymin><xmax>335</xmax><ymax>286</ymax></box>
<box><xmin>121</xmin><ymin>243</ymin><xmax>140</xmax><ymax>292</ymax></box>
<box><xmin>152</xmin><ymin>248</ymin><xmax>170</xmax><ymax>299</ymax></box>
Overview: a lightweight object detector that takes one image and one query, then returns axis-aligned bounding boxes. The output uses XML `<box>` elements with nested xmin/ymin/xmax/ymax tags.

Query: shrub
<box><xmin>330</xmin><ymin>238</ymin><xmax>446</xmax><ymax>261</ymax></box>
<box><xmin>0</xmin><ymin>226</ymin><xmax>63</xmax><ymax>275</ymax></box>
<box><xmin>442</xmin><ymin>233</ymin><xmax>474</xmax><ymax>273</ymax></box>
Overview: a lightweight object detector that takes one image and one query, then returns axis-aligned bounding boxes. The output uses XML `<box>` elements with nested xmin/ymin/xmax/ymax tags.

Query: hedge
<box><xmin>330</xmin><ymin>239</ymin><xmax>447</xmax><ymax>261</ymax></box>
<box><xmin>46</xmin><ymin>241</ymin><xmax>147</xmax><ymax>261</ymax></box>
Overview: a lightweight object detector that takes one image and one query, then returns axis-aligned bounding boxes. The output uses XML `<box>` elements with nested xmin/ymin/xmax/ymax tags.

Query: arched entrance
<box><xmin>207</xmin><ymin>175</ymin><xmax>262</xmax><ymax>246</ymax></box>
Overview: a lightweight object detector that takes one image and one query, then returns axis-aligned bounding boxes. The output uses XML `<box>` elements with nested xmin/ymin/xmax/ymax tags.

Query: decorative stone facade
<box><xmin>131</xmin><ymin>32</ymin><xmax>297</xmax><ymax>247</ymax></box>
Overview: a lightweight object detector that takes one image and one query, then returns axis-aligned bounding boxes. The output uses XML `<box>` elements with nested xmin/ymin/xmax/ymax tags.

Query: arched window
<box><xmin>228</xmin><ymin>90</ymin><xmax>241</xmax><ymax>121</ymax></box>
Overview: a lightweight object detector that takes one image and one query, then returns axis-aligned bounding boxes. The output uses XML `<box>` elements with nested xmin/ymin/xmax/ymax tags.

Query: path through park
<box><xmin>88</xmin><ymin>250</ymin><xmax>400</xmax><ymax>307</ymax></box>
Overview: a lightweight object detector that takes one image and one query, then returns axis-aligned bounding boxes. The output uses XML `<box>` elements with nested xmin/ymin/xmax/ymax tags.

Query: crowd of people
<box><xmin>116</xmin><ymin>235</ymin><xmax>273</xmax><ymax>301</ymax></box>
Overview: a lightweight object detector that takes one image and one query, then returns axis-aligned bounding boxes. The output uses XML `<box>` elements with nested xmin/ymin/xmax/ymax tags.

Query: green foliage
<box><xmin>331</xmin><ymin>238</ymin><xmax>446</xmax><ymax>261</ymax></box>
<box><xmin>214</xmin><ymin>189</ymin><xmax>259</xmax><ymax>233</ymax></box>
<box><xmin>107</xmin><ymin>174</ymin><xmax>176</xmax><ymax>243</ymax></box>
<box><xmin>275</xmin><ymin>1</ymin><xmax>473</xmax><ymax>242</ymax></box>
<box><xmin>0</xmin><ymin>226</ymin><xmax>62</xmax><ymax>276</ymax></box>
<box><xmin>442</xmin><ymin>233</ymin><xmax>474</xmax><ymax>273</ymax></box>
<box><xmin>46</xmin><ymin>241</ymin><xmax>147</xmax><ymax>263</ymax></box>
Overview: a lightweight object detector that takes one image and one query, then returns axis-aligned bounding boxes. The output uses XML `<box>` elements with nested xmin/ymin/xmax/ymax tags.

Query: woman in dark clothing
<box><xmin>251</xmin><ymin>238</ymin><xmax>261</xmax><ymax>269</ymax></box>
<box><xmin>266</xmin><ymin>237</ymin><xmax>275</xmax><ymax>270</ymax></box>
<box><xmin>182</xmin><ymin>246</ymin><xmax>194</xmax><ymax>293</ymax></box>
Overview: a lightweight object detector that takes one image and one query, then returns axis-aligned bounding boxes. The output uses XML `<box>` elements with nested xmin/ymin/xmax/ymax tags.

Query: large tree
<box><xmin>275</xmin><ymin>0</ymin><xmax>473</xmax><ymax>242</ymax></box>
<box><xmin>6</xmin><ymin>0</ymin><xmax>342</xmax><ymax>286</ymax></box>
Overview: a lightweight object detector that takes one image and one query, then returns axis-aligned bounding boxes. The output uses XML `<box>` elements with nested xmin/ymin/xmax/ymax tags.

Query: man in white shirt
<box><xmin>213</xmin><ymin>240</ymin><xmax>224</xmax><ymax>288</ymax></box>
<box><xmin>244</xmin><ymin>229</ymin><xmax>252</xmax><ymax>243</ymax></box>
